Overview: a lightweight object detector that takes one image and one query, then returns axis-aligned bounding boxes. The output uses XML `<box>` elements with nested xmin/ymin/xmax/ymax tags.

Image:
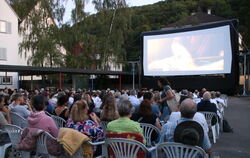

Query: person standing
<box><xmin>157</xmin><ymin>77</ymin><xmax>174</xmax><ymax>122</ymax></box>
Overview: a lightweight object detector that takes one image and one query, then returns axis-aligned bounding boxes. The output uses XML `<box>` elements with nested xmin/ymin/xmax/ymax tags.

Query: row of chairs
<box><xmin>0</xmin><ymin>124</ymin><xmax>209</xmax><ymax>158</ymax></box>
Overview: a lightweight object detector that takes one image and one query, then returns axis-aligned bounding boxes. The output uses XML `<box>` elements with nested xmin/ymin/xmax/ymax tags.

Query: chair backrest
<box><xmin>105</xmin><ymin>138</ymin><xmax>148</xmax><ymax>158</ymax></box>
<box><xmin>140</xmin><ymin>123</ymin><xmax>160</xmax><ymax>147</ymax></box>
<box><xmin>1</xmin><ymin>124</ymin><xmax>23</xmax><ymax>147</ymax></box>
<box><xmin>51</xmin><ymin>115</ymin><xmax>66</xmax><ymax>128</ymax></box>
<box><xmin>156</xmin><ymin>142</ymin><xmax>207</xmax><ymax>158</ymax></box>
<box><xmin>200</xmin><ymin>112</ymin><xmax>218</xmax><ymax>127</ymax></box>
<box><xmin>100</xmin><ymin>121</ymin><xmax>109</xmax><ymax>135</ymax></box>
<box><xmin>10</xmin><ymin>112</ymin><xmax>27</xmax><ymax>128</ymax></box>
<box><xmin>36</xmin><ymin>131</ymin><xmax>56</xmax><ymax>155</ymax></box>
<box><xmin>45</xmin><ymin>111</ymin><xmax>52</xmax><ymax>116</ymax></box>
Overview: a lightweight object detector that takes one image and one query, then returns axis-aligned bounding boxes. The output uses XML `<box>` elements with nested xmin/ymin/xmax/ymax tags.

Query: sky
<box><xmin>63</xmin><ymin>0</ymin><xmax>163</xmax><ymax>24</ymax></box>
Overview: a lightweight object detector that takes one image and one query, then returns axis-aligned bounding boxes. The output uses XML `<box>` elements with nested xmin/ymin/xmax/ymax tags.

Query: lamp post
<box><xmin>128</xmin><ymin>61</ymin><xmax>140</xmax><ymax>90</ymax></box>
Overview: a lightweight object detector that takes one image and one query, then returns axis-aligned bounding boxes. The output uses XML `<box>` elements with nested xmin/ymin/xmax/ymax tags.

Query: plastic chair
<box><xmin>51</xmin><ymin>115</ymin><xmax>66</xmax><ymax>128</ymax></box>
<box><xmin>0</xmin><ymin>129</ymin><xmax>11</xmax><ymax>158</ymax></box>
<box><xmin>1</xmin><ymin>124</ymin><xmax>30</xmax><ymax>158</ymax></box>
<box><xmin>200</xmin><ymin>112</ymin><xmax>219</xmax><ymax>143</ymax></box>
<box><xmin>140</xmin><ymin>123</ymin><xmax>160</xmax><ymax>147</ymax></box>
<box><xmin>36</xmin><ymin>131</ymin><xmax>58</xmax><ymax>158</ymax></box>
<box><xmin>100</xmin><ymin>121</ymin><xmax>109</xmax><ymax>136</ymax></box>
<box><xmin>155</xmin><ymin>142</ymin><xmax>208</xmax><ymax>158</ymax></box>
<box><xmin>10</xmin><ymin>112</ymin><xmax>27</xmax><ymax>128</ymax></box>
<box><xmin>104</xmin><ymin>138</ymin><xmax>154</xmax><ymax>158</ymax></box>
<box><xmin>45</xmin><ymin>111</ymin><xmax>52</xmax><ymax>116</ymax></box>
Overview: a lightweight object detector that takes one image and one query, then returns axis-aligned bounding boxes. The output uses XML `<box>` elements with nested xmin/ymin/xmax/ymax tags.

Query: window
<box><xmin>0</xmin><ymin>48</ymin><xmax>7</xmax><ymax>60</ymax></box>
<box><xmin>0</xmin><ymin>76</ymin><xmax>12</xmax><ymax>85</ymax></box>
<box><xmin>0</xmin><ymin>20</ymin><xmax>11</xmax><ymax>33</ymax></box>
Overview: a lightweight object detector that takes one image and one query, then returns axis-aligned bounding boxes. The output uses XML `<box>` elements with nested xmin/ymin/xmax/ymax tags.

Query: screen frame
<box><xmin>141</xmin><ymin>19</ymin><xmax>238</xmax><ymax>77</ymax></box>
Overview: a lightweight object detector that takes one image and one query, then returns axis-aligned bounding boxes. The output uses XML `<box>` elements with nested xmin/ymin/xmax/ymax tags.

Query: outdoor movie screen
<box><xmin>143</xmin><ymin>25</ymin><xmax>233</xmax><ymax>76</ymax></box>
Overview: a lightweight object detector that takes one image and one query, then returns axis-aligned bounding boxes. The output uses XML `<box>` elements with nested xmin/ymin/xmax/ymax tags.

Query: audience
<box><xmin>107</xmin><ymin>100</ymin><xmax>145</xmax><ymax>141</ymax></box>
<box><xmin>54</xmin><ymin>95</ymin><xmax>69</xmax><ymax>120</ymax></box>
<box><xmin>197</xmin><ymin>92</ymin><xmax>217</xmax><ymax>115</ymax></box>
<box><xmin>10</xmin><ymin>93</ymin><xmax>32</xmax><ymax>119</ymax></box>
<box><xmin>160</xmin><ymin>98</ymin><xmax>212</xmax><ymax>154</ymax></box>
<box><xmin>0</xmin><ymin>95</ymin><xmax>11</xmax><ymax>125</ymax></box>
<box><xmin>27</xmin><ymin>95</ymin><xmax>59</xmax><ymax>137</ymax></box>
<box><xmin>143</xmin><ymin>92</ymin><xmax>161</xmax><ymax>117</ymax></box>
<box><xmin>66</xmin><ymin>100</ymin><xmax>104</xmax><ymax>142</ymax></box>
<box><xmin>100</xmin><ymin>96</ymin><xmax>119</xmax><ymax>122</ymax></box>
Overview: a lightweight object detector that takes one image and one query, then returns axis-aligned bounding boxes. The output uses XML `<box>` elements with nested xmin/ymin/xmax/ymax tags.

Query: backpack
<box><xmin>223</xmin><ymin>119</ymin><xmax>233</xmax><ymax>133</ymax></box>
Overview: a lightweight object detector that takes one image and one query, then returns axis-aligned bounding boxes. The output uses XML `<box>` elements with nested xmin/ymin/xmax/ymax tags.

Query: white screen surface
<box><xmin>143</xmin><ymin>25</ymin><xmax>232</xmax><ymax>76</ymax></box>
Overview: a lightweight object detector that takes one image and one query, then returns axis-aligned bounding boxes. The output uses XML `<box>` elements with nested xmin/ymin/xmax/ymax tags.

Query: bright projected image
<box><xmin>143</xmin><ymin>25</ymin><xmax>232</xmax><ymax>76</ymax></box>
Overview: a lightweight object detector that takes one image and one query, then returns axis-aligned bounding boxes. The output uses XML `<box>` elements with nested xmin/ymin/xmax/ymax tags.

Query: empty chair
<box><xmin>155</xmin><ymin>142</ymin><xmax>208</xmax><ymax>158</ymax></box>
<box><xmin>51</xmin><ymin>115</ymin><xmax>66</xmax><ymax>128</ymax></box>
<box><xmin>104</xmin><ymin>138</ymin><xmax>154</xmax><ymax>158</ymax></box>
<box><xmin>2</xmin><ymin>124</ymin><xmax>30</xmax><ymax>158</ymax></box>
<box><xmin>140</xmin><ymin>123</ymin><xmax>160</xmax><ymax>147</ymax></box>
<box><xmin>10</xmin><ymin>112</ymin><xmax>27</xmax><ymax>128</ymax></box>
<box><xmin>200</xmin><ymin>112</ymin><xmax>219</xmax><ymax>143</ymax></box>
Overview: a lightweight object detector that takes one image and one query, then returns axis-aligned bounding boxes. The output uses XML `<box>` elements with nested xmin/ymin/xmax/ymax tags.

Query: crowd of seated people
<box><xmin>0</xmin><ymin>86</ymin><xmax>229</xmax><ymax>157</ymax></box>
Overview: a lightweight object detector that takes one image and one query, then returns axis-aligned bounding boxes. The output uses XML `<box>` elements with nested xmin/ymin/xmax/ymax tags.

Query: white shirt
<box><xmin>169</xmin><ymin>111</ymin><xmax>209</xmax><ymax>133</ymax></box>
<box><xmin>128</xmin><ymin>95</ymin><xmax>140</xmax><ymax>106</ymax></box>
<box><xmin>92</xmin><ymin>96</ymin><xmax>102</xmax><ymax>108</ymax></box>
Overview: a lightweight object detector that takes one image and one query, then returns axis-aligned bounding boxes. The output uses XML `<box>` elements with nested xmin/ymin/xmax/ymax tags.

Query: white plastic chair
<box><xmin>104</xmin><ymin>138</ymin><xmax>155</xmax><ymax>158</ymax></box>
<box><xmin>140</xmin><ymin>123</ymin><xmax>160</xmax><ymax>147</ymax></box>
<box><xmin>51</xmin><ymin>115</ymin><xmax>66</xmax><ymax>128</ymax></box>
<box><xmin>10</xmin><ymin>112</ymin><xmax>27</xmax><ymax>128</ymax></box>
<box><xmin>36</xmin><ymin>131</ymin><xmax>58</xmax><ymax>158</ymax></box>
<box><xmin>155</xmin><ymin>142</ymin><xmax>208</xmax><ymax>158</ymax></box>
<box><xmin>200</xmin><ymin>112</ymin><xmax>219</xmax><ymax>143</ymax></box>
<box><xmin>45</xmin><ymin>111</ymin><xmax>52</xmax><ymax>116</ymax></box>
<box><xmin>1</xmin><ymin>124</ymin><xmax>30</xmax><ymax>158</ymax></box>
<box><xmin>100</xmin><ymin>121</ymin><xmax>109</xmax><ymax>136</ymax></box>
<box><xmin>0</xmin><ymin>129</ymin><xmax>11</xmax><ymax>158</ymax></box>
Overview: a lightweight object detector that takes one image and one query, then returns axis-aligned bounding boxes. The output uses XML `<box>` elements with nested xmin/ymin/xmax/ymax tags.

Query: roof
<box><xmin>163</xmin><ymin>12</ymin><xmax>227</xmax><ymax>29</ymax></box>
<box><xmin>0</xmin><ymin>65</ymin><xmax>132</xmax><ymax>76</ymax></box>
<box><xmin>4</xmin><ymin>0</ymin><xmax>20</xmax><ymax>21</ymax></box>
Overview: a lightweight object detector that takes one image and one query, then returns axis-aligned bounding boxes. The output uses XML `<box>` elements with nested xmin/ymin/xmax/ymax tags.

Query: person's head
<box><xmin>203</xmin><ymin>91</ymin><xmax>211</xmax><ymax>101</ymax></box>
<box><xmin>104</xmin><ymin>96</ymin><xmax>116</xmax><ymax>111</ymax></box>
<box><xmin>83</xmin><ymin>93</ymin><xmax>92</xmax><ymax>103</ymax></box>
<box><xmin>57</xmin><ymin>95</ymin><xmax>68</xmax><ymax>107</ymax></box>
<box><xmin>180</xmin><ymin>98</ymin><xmax>197</xmax><ymax>119</ymax></box>
<box><xmin>215</xmin><ymin>91</ymin><xmax>221</xmax><ymax>98</ymax></box>
<box><xmin>73</xmin><ymin>94</ymin><xmax>82</xmax><ymax>103</ymax></box>
<box><xmin>118</xmin><ymin>100</ymin><xmax>133</xmax><ymax>117</ymax></box>
<box><xmin>70</xmin><ymin>100</ymin><xmax>89</xmax><ymax>122</ymax></box>
<box><xmin>157</xmin><ymin>77</ymin><xmax>170</xmax><ymax>88</ymax></box>
<box><xmin>210</xmin><ymin>91</ymin><xmax>216</xmax><ymax>99</ymax></box>
<box><xmin>138</xmin><ymin>100</ymin><xmax>152</xmax><ymax>116</ymax></box>
<box><xmin>129</xmin><ymin>90</ymin><xmax>137</xmax><ymax>96</ymax></box>
<box><xmin>32</xmin><ymin>95</ymin><xmax>45</xmax><ymax>111</ymax></box>
<box><xmin>143</xmin><ymin>92</ymin><xmax>153</xmax><ymax>103</ymax></box>
<box><xmin>11</xmin><ymin>93</ymin><xmax>23</xmax><ymax>104</ymax></box>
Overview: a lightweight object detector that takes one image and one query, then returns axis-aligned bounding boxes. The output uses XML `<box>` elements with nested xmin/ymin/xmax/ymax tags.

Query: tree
<box><xmin>12</xmin><ymin>0</ymin><xmax>66</xmax><ymax>67</ymax></box>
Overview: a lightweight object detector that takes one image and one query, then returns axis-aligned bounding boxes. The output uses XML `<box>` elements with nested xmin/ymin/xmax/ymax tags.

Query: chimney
<box><xmin>207</xmin><ymin>8</ymin><xmax>211</xmax><ymax>15</ymax></box>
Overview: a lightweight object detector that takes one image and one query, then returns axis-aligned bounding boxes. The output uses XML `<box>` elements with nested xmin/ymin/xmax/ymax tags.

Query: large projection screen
<box><xmin>143</xmin><ymin>25</ymin><xmax>233</xmax><ymax>76</ymax></box>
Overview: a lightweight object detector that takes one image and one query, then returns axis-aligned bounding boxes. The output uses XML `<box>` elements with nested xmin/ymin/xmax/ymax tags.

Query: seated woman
<box><xmin>107</xmin><ymin>100</ymin><xmax>145</xmax><ymax>142</ymax></box>
<box><xmin>100</xmin><ymin>96</ymin><xmax>119</xmax><ymax>122</ymax></box>
<box><xmin>54</xmin><ymin>95</ymin><xmax>69</xmax><ymax>121</ymax></box>
<box><xmin>0</xmin><ymin>95</ymin><xmax>11</xmax><ymax>125</ymax></box>
<box><xmin>131</xmin><ymin>100</ymin><xmax>162</xmax><ymax>130</ymax></box>
<box><xmin>28</xmin><ymin>95</ymin><xmax>59</xmax><ymax>137</ymax></box>
<box><xmin>66</xmin><ymin>100</ymin><xmax>104</xmax><ymax>142</ymax></box>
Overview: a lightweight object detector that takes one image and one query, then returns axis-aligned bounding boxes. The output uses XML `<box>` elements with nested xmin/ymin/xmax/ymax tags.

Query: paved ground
<box><xmin>212</xmin><ymin>97</ymin><xmax>250</xmax><ymax>158</ymax></box>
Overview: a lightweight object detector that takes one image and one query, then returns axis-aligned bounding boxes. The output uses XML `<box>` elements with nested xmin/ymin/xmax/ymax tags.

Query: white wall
<box><xmin>0</xmin><ymin>0</ymin><xmax>19</xmax><ymax>89</ymax></box>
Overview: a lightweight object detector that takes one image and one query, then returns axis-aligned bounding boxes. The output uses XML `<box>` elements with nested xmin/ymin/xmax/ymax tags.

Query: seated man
<box><xmin>197</xmin><ymin>91</ymin><xmax>217</xmax><ymax>114</ymax></box>
<box><xmin>10</xmin><ymin>93</ymin><xmax>32</xmax><ymax>119</ymax></box>
<box><xmin>159</xmin><ymin>98</ymin><xmax>212</xmax><ymax>154</ymax></box>
<box><xmin>107</xmin><ymin>100</ymin><xmax>145</xmax><ymax>142</ymax></box>
<box><xmin>169</xmin><ymin>98</ymin><xmax>209</xmax><ymax>133</ymax></box>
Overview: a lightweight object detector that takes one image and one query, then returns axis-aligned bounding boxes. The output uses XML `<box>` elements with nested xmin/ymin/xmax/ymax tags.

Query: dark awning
<box><xmin>0</xmin><ymin>65</ymin><xmax>132</xmax><ymax>76</ymax></box>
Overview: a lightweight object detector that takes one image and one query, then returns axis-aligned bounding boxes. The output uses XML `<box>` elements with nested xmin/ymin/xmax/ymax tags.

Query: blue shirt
<box><xmin>151</xmin><ymin>103</ymin><xmax>160</xmax><ymax>117</ymax></box>
<box><xmin>159</xmin><ymin>118</ymin><xmax>211</xmax><ymax>151</ymax></box>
